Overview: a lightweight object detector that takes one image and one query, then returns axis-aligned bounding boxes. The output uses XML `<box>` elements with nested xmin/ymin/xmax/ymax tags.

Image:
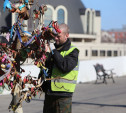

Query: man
<box><xmin>42</xmin><ymin>23</ymin><xmax>79</xmax><ymax>113</ymax></box>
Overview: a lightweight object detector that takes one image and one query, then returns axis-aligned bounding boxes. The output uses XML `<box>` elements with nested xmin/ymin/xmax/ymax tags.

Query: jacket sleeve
<box><xmin>52</xmin><ymin>49</ymin><xmax>79</xmax><ymax>73</ymax></box>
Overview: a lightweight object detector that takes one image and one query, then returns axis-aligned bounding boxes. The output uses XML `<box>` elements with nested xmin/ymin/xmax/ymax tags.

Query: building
<box><xmin>0</xmin><ymin>0</ymin><xmax>126</xmax><ymax>60</ymax></box>
<box><xmin>101</xmin><ymin>31</ymin><xmax>115</xmax><ymax>43</ymax></box>
<box><xmin>108</xmin><ymin>26</ymin><xmax>126</xmax><ymax>43</ymax></box>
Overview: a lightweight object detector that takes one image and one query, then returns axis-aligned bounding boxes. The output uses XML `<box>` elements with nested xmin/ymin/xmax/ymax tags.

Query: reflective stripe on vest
<box><xmin>51</xmin><ymin>44</ymin><xmax>79</xmax><ymax>92</ymax></box>
<box><xmin>51</xmin><ymin>79</ymin><xmax>77</xmax><ymax>84</ymax></box>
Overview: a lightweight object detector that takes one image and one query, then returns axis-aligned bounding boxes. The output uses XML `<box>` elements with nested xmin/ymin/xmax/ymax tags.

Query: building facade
<box><xmin>108</xmin><ymin>26</ymin><xmax>126</xmax><ymax>43</ymax></box>
<box><xmin>0</xmin><ymin>0</ymin><xmax>126</xmax><ymax>60</ymax></box>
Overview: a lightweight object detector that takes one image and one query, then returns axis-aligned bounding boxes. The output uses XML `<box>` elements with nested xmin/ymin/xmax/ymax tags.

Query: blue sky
<box><xmin>81</xmin><ymin>0</ymin><xmax>126</xmax><ymax>30</ymax></box>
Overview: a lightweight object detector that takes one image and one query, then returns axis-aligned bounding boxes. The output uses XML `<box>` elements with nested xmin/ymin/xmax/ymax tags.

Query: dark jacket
<box><xmin>42</xmin><ymin>39</ymin><xmax>79</xmax><ymax>96</ymax></box>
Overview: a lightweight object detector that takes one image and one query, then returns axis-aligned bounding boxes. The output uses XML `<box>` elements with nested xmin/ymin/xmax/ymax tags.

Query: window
<box><xmin>85</xmin><ymin>39</ymin><xmax>92</xmax><ymax>42</ymax></box>
<box><xmin>85</xmin><ymin>50</ymin><xmax>88</xmax><ymax>56</ymax></box>
<box><xmin>92</xmin><ymin>50</ymin><xmax>98</xmax><ymax>56</ymax></box>
<box><xmin>44</xmin><ymin>8</ymin><xmax>53</xmax><ymax>26</ymax></box>
<box><xmin>100</xmin><ymin>50</ymin><xmax>105</xmax><ymax>56</ymax></box>
<box><xmin>112</xmin><ymin>33</ymin><xmax>115</xmax><ymax>37</ymax></box>
<box><xmin>57</xmin><ymin>9</ymin><xmax>65</xmax><ymax>24</ymax></box>
<box><xmin>92</xmin><ymin>12</ymin><xmax>94</xmax><ymax>34</ymax></box>
<box><xmin>55</xmin><ymin>5</ymin><xmax>68</xmax><ymax>24</ymax></box>
<box><xmin>117</xmin><ymin>33</ymin><xmax>120</xmax><ymax>37</ymax></box>
<box><xmin>114</xmin><ymin>51</ymin><xmax>118</xmax><ymax>56</ymax></box>
<box><xmin>73</xmin><ymin>38</ymin><xmax>82</xmax><ymax>42</ymax></box>
<box><xmin>124</xmin><ymin>50</ymin><xmax>126</xmax><ymax>55</ymax></box>
<box><xmin>120</xmin><ymin>51</ymin><xmax>122</xmax><ymax>56</ymax></box>
<box><xmin>87</xmin><ymin>11</ymin><xmax>90</xmax><ymax>34</ymax></box>
<box><xmin>122</xmin><ymin>33</ymin><xmax>125</xmax><ymax>37</ymax></box>
<box><xmin>107</xmin><ymin>50</ymin><xmax>112</xmax><ymax>56</ymax></box>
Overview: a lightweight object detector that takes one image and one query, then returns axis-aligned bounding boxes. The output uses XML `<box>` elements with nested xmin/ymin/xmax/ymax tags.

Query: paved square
<box><xmin>0</xmin><ymin>76</ymin><xmax>126</xmax><ymax>113</ymax></box>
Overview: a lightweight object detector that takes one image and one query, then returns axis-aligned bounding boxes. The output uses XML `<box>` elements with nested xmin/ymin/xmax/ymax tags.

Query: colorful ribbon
<box><xmin>3</xmin><ymin>0</ymin><xmax>12</xmax><ymax>12</ymax></box>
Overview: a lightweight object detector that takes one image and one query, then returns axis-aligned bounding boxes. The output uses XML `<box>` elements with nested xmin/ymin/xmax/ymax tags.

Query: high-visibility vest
<box><xmin>51</xmin><ymin>44</ymin><xmax>79</xmax><ymax>92</ymax></box>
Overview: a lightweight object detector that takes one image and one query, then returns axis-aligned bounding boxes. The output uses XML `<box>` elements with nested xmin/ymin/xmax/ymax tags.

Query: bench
<box><xmin>94</xmin><ymin>64</ymin><xmax>115</xmax><ymax>84</ymax></box>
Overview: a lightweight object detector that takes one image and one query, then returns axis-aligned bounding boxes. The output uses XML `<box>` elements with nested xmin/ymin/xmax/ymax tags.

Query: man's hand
<box><xmin>50</xmin><ymin>43</ymin><xmax>55</xmax><ymax>50</ymax></box>
<box><xmin>45</xmin><ymin>43</ymin><xmax>55</xmax><ymax>53</ymax></box>
<box><xmin>49</xmin><ymin>43</ymin><xmax>55</xmax><ymax>55</ymax></box>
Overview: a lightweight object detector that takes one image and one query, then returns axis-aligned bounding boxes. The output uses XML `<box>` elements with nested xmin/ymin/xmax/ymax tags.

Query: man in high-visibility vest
<box><xmin>42</xmin><ymin>23</ymin><xmax>79</xmax><ymax>113</ymax></box>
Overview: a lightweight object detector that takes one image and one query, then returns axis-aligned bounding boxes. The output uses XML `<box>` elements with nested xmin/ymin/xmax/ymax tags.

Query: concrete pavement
<box><xmin>0</xmin><ymin>76</ymin><xmax>126</xmax><ymax>113</ymax></box>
